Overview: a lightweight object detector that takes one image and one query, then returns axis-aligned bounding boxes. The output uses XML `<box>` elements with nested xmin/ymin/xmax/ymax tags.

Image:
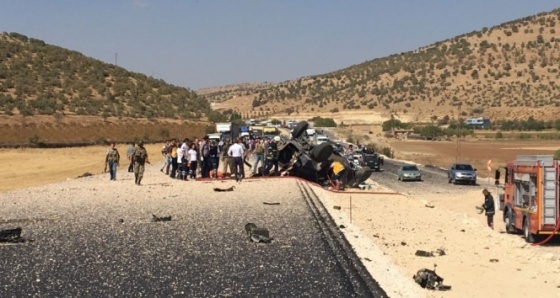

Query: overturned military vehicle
<box><xmin>277</xmin><ymin>121</ymin><xmax>373</xmax><ymax>188</ymax></box>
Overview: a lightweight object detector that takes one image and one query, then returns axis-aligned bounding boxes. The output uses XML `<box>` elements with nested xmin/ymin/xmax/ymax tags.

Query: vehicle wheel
<box><xmin>504</xmin><ymin>210</ymin><xmax>516</xmax><ymax>234</ymax></box>
<box><xmin>310</xmin><ymin>142</ymin><xmax>333</xmax><ymax>162</ymax></box>
<box><xmin>523</xmin><ymin>218</ymin><xmax>534</xmax><ymax>243</ymax></box>
<box><xmin>291</xmin><ymin>121</ymin><xmax>309</xmax><ymax>139</ymax></box>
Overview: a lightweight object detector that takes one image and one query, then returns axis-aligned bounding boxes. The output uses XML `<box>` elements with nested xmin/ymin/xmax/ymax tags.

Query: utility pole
<box><xmin>115</xmin><ymin>53</ymin><xmax>118</xmax><ymax>66</ymax></box>
<box><xmin>455</xmin><ymin>102</ymin><xmax>462</xmax><ymax>163</ymax></box>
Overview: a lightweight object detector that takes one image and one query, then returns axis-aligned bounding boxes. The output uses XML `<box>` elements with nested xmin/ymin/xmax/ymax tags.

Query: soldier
<box><xmin>105</xmin><ymin>142</ymin><xmax>120</xmax><ymax>181</ymax></box>
<box><xmin>132</xmin><ymin>140</ymin><xmax>150</xmax><ymax>185</ymax></box>
<box><xmin>482</xmin><ymin>188</ymin><xmax>495</xmax><ymax>229</ymax></box>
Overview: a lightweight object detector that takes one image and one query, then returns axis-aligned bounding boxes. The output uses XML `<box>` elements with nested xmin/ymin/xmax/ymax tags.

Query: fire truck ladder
<box><xmin>542</xmin><ymin>163</ymin><xmax>557</xmax><ymax>226</ymax></box>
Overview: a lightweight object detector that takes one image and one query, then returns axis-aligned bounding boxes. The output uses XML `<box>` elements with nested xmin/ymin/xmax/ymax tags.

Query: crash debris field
<box><xmin>1</xmin><ymin>163</ymin><xmax>560</xmax><ymax>297</ymax></box>
<box><xmin>0</xmin><ymin>167</ymin><xmax>394</xmax><ymax>297</ymax></box>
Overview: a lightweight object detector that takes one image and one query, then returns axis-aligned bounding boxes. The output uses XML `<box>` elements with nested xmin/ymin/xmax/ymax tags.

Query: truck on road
<box><xmin>500</xmin><ymin>155</ymin><xmax>560</xmax><ymax>243</ymax></box>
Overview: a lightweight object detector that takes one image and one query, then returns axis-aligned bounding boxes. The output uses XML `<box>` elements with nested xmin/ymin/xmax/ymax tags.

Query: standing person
<box><xmin>132</xmin><ymin>140</ymin><xmax>149</xmax><ymax>186</ymax></box>
<box><xmin>209</xmin><ymin>140</ymin><xmax>220</xmax><ymax>178</ymax></box>
<box><xmin>105</xmin><ymin>142</ymin><xmax>120</xmax><ymax>181</ymax></box>
<box><xmin>241</xmin><ymin>140</ymin><xmax>252</xmax><ymax>171</ymax></box>
<box><xmin>160</xmin><ymin>141</ymin><xmax>170</xmax><ymax>174</ymax></box>
<box><xmin>187</xmin><ymin>142</ymin><xmax>198</xmax><ymax>179</ymax></box>
<box><xmin>252</xmin><ymin>138</ymin><xmax>265</xmax><ymax>176</ymax></box>
<box><xmin>482</xmin><ymin>188</ymin><xmax>495</xmax><ymax>229</ymax></box>
<box><xmin>201</xmin><ymin>136</ymin><xmax>211</xmax><ymax>178</ymax></box>
<box><xmin>177</xmin><ymin>139</ymin><xmax>185</xmax><ymax>180</ymax></box>
<box><xmin>221</xmin><ymin>139</ymin><xmax>233</xmax><ymax>177</ymax></box>
<box><xmin>228</xmin><ymin>138</ymin><xmax>245</xmax><ymax>182</ymax></box>
<box><xmin>127</xmin><ymin>142</ymin><xmax>135</xmax><ymax>173</ymax></box>
<box><xmin>169</xmin><ymin>139</ymin><xmax>178</xmax><ymax>179</ymax></box>
<box><xmin>264</xmin><ymin>137</ymin><xmax>279</xmax><ymax>176</ymax></box>
<box><xmin>179</xmin><ymin>139</ymin><xmax>189</xmax><ymax>181</ymax></box>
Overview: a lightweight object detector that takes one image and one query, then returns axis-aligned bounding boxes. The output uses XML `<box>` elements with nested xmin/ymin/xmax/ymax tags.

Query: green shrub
<box><xmin>554</xmin><ymin>149</ymin><xmax>560</xmax><ymax>160</ymax></box>
<box><xmin>495</xmin><ymin>131</ymin><xmax>503</xmax><ymax>139</ymax></box>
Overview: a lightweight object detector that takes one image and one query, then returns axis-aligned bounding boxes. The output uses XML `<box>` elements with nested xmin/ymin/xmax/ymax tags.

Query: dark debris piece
<box><xmin>413</xmin><ymin>266</ymin><xmax>450</xmax><ymax>290</ymax></box>
<box><xmin>151</xmin><ymin>215</ymin><xmax>172</xmax><ymax>222</ymax></box>
<box><xmin>415</xmin><ymin>250</ymin><xmax>434</xmax><ymax>257</ymax></box>
<box><xmin>263</xmin><ymin>202</ymin><xmax>280</xmax><ymax>205</ymax></box>
<box><xmin>213</xmin><ymin>186</ymin><xmax>235</xmax><ymax>192</ymax></box>
<box><xmin>244</xmin><ymin>223</ymin><xmax>271</xmax><ymax>243</ymax></box>
<box><xmin>333</xmin><ymin>206</ymin><xmax>342</xmax><ymax>210</ymax></box>
<box><xmin>77</xmin><ymin>172</ymin><xmax>93</xmax><ymax>178</ymax></box>
<box><xmin>0</xmin><ymin>227</ymin><xmax>24</xmax><ymax>243</ymax></box>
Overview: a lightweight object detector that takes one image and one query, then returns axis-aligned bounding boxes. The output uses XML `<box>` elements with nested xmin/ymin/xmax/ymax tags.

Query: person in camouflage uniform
<box><xmin>105</xmin><ymin>142</ymin><xmax>120</xmax><ymax>181</ymax></box>
<box><xmin>221</xmin><ymin>139</ymin><xmax>233</xmax><ymax>177</ymax></box>
<box><xmin>132</xmin><ymin>140</ymin><xmax>150</xmax><ymax>185</ymax></box>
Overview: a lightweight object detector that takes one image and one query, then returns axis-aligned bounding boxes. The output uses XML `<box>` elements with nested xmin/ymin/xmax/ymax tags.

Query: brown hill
<box><xmin>207</xmin><ymin>9</ymin><xmax>560</xmax><ymax>122</ymax></box>
<box><xmin>0</xmin><ymin>32</ymin><xmax>209</xmax><ymax>120</ymax></box>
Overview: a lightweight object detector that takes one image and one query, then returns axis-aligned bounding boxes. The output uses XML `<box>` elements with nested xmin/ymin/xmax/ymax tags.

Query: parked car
<box><xmin>398</xmin><ymin>164</ymin><xmax>422</xmax><ymax>181</ymax></box>
<box><xmin>448</xmin><ymin>163</ymin><xmax>477</xmax><ymax>185</ymax></box>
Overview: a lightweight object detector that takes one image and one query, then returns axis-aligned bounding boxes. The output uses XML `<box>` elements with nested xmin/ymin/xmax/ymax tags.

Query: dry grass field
<box><xmin>388</xmin><ymin>139</ymin><xmax>559</xmax><ymax>176</ymax></box>
<box><xmin>0</xmin><ymin>144</ymin><xmax>165</xmax><ymax>192</ymax></box>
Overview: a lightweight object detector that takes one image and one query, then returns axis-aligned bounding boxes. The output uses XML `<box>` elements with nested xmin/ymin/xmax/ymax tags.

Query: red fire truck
<box><xmin>499</xmin><ymin>155</ymin><xmax>560</xmax><ymax>243</ymax></box>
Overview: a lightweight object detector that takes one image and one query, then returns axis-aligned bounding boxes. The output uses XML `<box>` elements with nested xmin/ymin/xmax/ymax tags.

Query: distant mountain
<box><xmin>0</xmin><ymin>32</ymin><xmax>209</xmax><ymax>120</ymax></box>
<box><xmin>206</xmin><ymin>9</ymin><xmax>560</xmax><ymax>121</ymax></box>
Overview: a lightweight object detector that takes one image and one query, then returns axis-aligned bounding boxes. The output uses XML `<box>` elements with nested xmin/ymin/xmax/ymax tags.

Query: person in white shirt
<box><xmin>228</xmin><ymin>138</ymin><xmax>245</xmax><ymax>181</ymax></box>
<box><xmin>187</xmin><ymin>143</ymin><xmax>198</xmax><ymax>179</ymax></box>
<box><xmin>179</xmin><ymin>139</ymin><xmax>189</xmax><ymax>180</ymax></box>
<box><xmin>177</xmin><ymin>140</ymin><xmax>184</xmax><ymax>179</ymax></box>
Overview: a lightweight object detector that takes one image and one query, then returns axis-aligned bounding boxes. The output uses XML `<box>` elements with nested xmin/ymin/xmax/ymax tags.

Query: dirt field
<box><xmin>0</xmin><ymin>115</ymin><xmax>208</xmax><ymax>145</ymax></box>
<box><xmin>0</xmin><ymin>144</ymin><xmax>165</xmax><ymax>192</ymax></box>
<box><xmin>387</xmin><ymin>139</ymin><xmax>559</xmax><ymax>176</ymax></box>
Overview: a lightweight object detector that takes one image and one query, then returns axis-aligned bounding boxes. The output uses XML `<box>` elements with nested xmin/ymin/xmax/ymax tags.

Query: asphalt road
<box><xmin>0</xmin><ymin>179</ymin><xmax>382</xmax><ymax>297</ymax></box>
<box><xmin>370</xmin><ymin>159</ymin><xmax>485</xmax><ymax>197</ymax></box>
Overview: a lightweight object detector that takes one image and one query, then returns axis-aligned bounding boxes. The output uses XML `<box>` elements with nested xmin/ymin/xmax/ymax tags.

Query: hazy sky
<box><xmin>2</xmin><ymin>1</ymin><xmax>559</xmax><ymax>90</ymax></box>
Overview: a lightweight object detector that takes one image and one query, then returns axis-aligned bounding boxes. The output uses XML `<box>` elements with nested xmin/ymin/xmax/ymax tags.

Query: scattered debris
<box><xmin>364</xmin><ymin>258</ymin><xmax>372</xmax><ymax>262</ymax></box>
<box><xmin>151</xmin><ymin>214</ymin><xmax>172</xmax><ymax>222</ymax></box>
<box><xmin>415</xmin><ymin>250</ymin><xmax>434</xmax><ymax>257</ymax></box>
<box><xmin>213</xmin><ymin>186</ymin><xmax>235</xmax><ymax>192</ymax></box>
<box><xmin>118</xmin><ymin>219</ymin><xmax>124</xmax><ymax>223</ymax></box>
<box><xmin>415</xmin><ymin>247</ymin><xmax>446</xmax><ymax>257</ymax></box>
<box><xmin>425</xmin><ymin>204</ymin><xmax>435</xmax><ymax>208</ymax></box>
<box><xmin>489</xmin><ymin>259</ymin><xmax>499</xmax><ymax>263</ymax></box>
<box><xmin>339</xmin><ymin>225</ymin><xmax>346</xmax><ymax>229</ymax></box>
<box><xmin>333</xmin><ymin>206</ymin><xmax>342</xmax><ymax>210</ymax></box>
<box><xmin>0</xmin><ymin>227</ymin><xmax>25</xmax><ymax>243</ymax></box>
<box><xmin>263</xmin><ymin>202</ymin><xmax>281</xmax><ymax>205</ymax></box>
<box><xmin>413</xmin><ymin>264</ymin><xmax>451</xmax><ymax>291</ymax></box>
<box><xmin>244</xmin><ymin>223</ymin><xmax>271</xmax><ymax>243</ymax></box>
<box><xmin>435</xmin><ymin>247</ymin><xmax>446</xmax><ymax>256</ymax></box>
<box><xmin>401</xmin><ymin>241</ymin><xmax>407</xmax><ymax>246</ymax></box>
<box><xmin>460</xmin><ymin>229</ymin><xmax>465</xmax><ymax>232</ymax></box>
<box><xmin>77</xmin><ymin>172</ymin><xmax>93</xmax><ymax>178</ymax></box>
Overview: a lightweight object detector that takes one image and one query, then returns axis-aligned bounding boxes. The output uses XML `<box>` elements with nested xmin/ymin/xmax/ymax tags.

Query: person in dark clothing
<box><xmin>201</xmin><ymin>136</ymin><xmax>211</xmax><ymax>178</ymax></box>
<box><xmin>264</xmin><ymin>137</ymin><xmax>279</xmax><ymax>176</ymax></box>
<box><xmin>169</xmin><ymin>139</ymin><xmax>178</xmax><ymax>179</ymax></box>
<box><xmin>209</xmin><ymin>140</ymin><xmax>220</xmax><ymax>178</ymax></box>
<box><xmin>482</xmin><ymin>188</ymin><xmax>495</xmax><ymax>229</ymax></box>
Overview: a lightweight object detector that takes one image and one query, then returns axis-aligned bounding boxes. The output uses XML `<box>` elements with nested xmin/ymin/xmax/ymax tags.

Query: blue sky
<box><xmin>2</xmin><ymin>1</ymin><xmax>559</xmax><ymax>90</ymax></box>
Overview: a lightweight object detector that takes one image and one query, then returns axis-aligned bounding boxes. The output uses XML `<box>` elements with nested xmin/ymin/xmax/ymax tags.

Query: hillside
<box><xmin>0</xmin><ymin>32</ymin><xmax>209</xmax><ymax>120</ymax></box>
<box><xmin>208</xmin><ymin>9</ymin><xmax>560</xmax><ymax>122</ymax></box>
